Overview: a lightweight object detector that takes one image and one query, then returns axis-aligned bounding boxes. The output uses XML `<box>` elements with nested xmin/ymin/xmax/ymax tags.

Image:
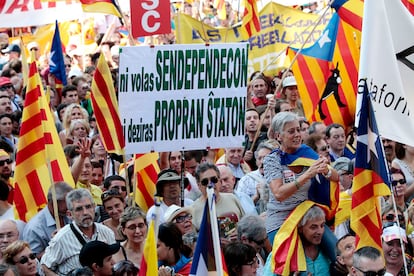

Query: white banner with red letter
<box><xmin>0</xmin><ymin>0</ymin><xmax>83</xmax><ymax>28</ymax></box>
<box><xmin>130</xmin><ymin>0</ymin><xmax>171</xmax><ymax>37</ymax></box>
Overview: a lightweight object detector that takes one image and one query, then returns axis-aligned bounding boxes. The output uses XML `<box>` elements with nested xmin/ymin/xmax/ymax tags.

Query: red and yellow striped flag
<box><xmin>240</xmin><ymin>0</ymin><xmax>260</xmax><ymax>40</ymax></box>
<box><xmin>402</xmin><ymin>0</ymin><xmax>414</xmax><ymax>15</ymax></box>
<box><xmin>91</xmin><ymin>53</ymin><xmax>125</xmax><ymax>156</ymax></box>
<box><xmin>139</xmin><ymin>207</ymin><xmax>159</xmax><ymax>276</ymax></box>
<box><xmin>332</xmin><ymin>0</ymin><xmax>363</xmax><ymax>31</ymax></box>
<box><xmin>79</xmin><ymin>0</ymin><xmax>121</xmax><ymax>17</ymax></box>
<box><xmin>134</xmin><ymin>153</ymin><xmax>160</xmax><ymax>212</ymax></box>
<box><xmin>14</xmin><ymin>57</ymin><xmax>75</xmax><ymax>222</ymax></box>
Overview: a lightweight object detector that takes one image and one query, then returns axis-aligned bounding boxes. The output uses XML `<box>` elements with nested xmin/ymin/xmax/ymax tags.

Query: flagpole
<box><xmin>249</xmin><ymin>1</ymin><xmax>333</xmax><ymax>151</ymax></box>
<box><xmin>207</xmin><ymin>186</ymin><xmax>224</xmax><ymax>276</ymax></box>
<box><xmin>47</xmin><ymin>160</ymin><xmax>61</xmax><ymax>230</ymax></box>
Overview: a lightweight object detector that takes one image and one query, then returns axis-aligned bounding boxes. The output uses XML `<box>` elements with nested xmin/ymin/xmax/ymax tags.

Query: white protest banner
<box><xmin>119</xmin><ymin>43</ymin><xmax>248</xmax><ymax>154</ymax></box>
<box><xmin>0</xmin><ymin>0</ymin><xmax>83</xmax><ymax>28</ymax></box>
<box><xmin>357</xmin><ymin>0</ymin><xmax>414</xmax><ymax>146</ymax></box>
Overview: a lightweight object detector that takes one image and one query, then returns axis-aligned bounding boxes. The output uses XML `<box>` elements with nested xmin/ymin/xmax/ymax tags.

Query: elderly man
<box><xmin>0</xmin><ymin>220</ymin><xmax>19</xmax><ymax>264</ymax></box>
<box><xmin>41</xmin><ymin>188</ymin><xmax>115</xmax><ymax>275</ymax></box>
<box><xmin>23</xmin><ymin>182</ymin><xmax>73</xmax><ymax>258</ymax></box>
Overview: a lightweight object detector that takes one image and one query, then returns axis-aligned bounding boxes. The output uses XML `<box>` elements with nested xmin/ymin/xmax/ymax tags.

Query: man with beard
<box><xmin>23</xmin><ymin>182</ymin><xmax>73</xmax><ymax>258</ymax></box>
<box><xmin>41</xmin><ymin>188</ymin><xmax>115</xmax><ymax>275</ymax></box>
<box><xmin>146</xmin><ymin>169</ymin><xmax>193</xmax><ymax>224</ymax></box>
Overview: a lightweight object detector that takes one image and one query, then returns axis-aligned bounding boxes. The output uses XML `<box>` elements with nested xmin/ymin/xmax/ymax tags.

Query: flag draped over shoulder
<box><xmin>134</xmin><ymin>153</ymin><xmax>160</xmax><ymax>212</ymax></box>
<box><xmin>277</xmin><ymin>145</ymin><xmax>339</xmax><ymax>220</ymax></box>
<box><xmin>351</xmin><ymin>79</ymin><xmax>391</xmax><ymax>251</ymax></box>
<box><xmin>14</xmin><ymin>58</ymin><xmax>75</xmax><ymax>222</ymax></box>
<box><xmin>79</xmin><ymin>0</ymin><xmax>121</xmax><ymax>17</ymax></box>
<box><xmin>240</xmin><ymin>0</ymin><xmax>260</xmax><ymax>40</ymax></box>
<box><xmin>49</xmin><ymin>21</ymin><xmax>67</xmax><ymax>88</ymax></box>
<box><xmin>357</xmin><ymin>0</ymin><xmax>414</xmax><ymax>147</ymax></box>
<box><xmin>139</xmin><ymin>203</ymin><xmax>159</xmax><ymax>276</ymax></box>
<box><xmin>190</xmin><ymin>188</ymin><xmax>228</xmax><ymax>276</ymax></box>
<box><xmin>289</xmin><ymin>12</ymin><xmax>359</xmax><ymax>127</ymax></box>
<box><xmin>91</xmin><ymin>53</ymin><xmax>125</xmax><ymax>155</ymax></box>
<box><xmin>271</xmin><ymin>200</ymin><xmax>315</xmax><ymax>275</ymax></box>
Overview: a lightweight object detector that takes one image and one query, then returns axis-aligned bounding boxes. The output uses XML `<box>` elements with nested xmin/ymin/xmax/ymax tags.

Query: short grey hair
<box><xmin>47</xmin><ymin>182</ymin><xmax>73</xmax><ymax>202</ymax></box>
<box><xmin>237</xmin><ymin>215</ymin><xmax>266</xmax><ymax>240</ymax></box>
<box><xmin>299</xmin><ymin>205</ymin><xmax>325</xmax><ymax>227</ymax></box>
<box><xmin>270</xmin><ymin>112</ymin><xmax>300</xmax><ymax>135</ymax></box>
<box><xmin>352</xmin><ymin>246</ymin><xmax>382</xmax><ymax>268</ymax></box>
<box><xmin>195</xmin><ymin>163</ymin><xmax>220</xmax><ymax>182</ymax></box>
<box><xmin>66</xmin><ymin>188</ymin><xmax>94</xmax><ymax>211</ymax></box>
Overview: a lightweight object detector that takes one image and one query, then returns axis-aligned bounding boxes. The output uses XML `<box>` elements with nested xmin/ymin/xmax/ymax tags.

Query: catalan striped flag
<box><xmin>240</xmin><ymin>0</ymin><xmax>260</xmax><ymax>40</ymax></box>
<box><xmin>350</xmin><ymin>79</ymin><xmax>391</xmax><ymax>251</ymax></box>
<box><xmin>91</xmin><ymin>53</ymin><xmax>125</xmax><ymax>156</ymax></box>
<box><xmin>14</xmin><ymin>56</ymin><xmax>75</xmax><ymax>222</ymax></box>
<box><xmin>190</xmin><ymin>188</ymin><xmax>228</xmax><ymax>276</ymax></box>
<box><xmin>49</xmin><ymin>21</ymin><xmax>67</xmax><ymax>91</ymax></box>
<box><xmin>79</xmin><ymin>0</ymin><xmax>121</xmax><ymax>17</ymax></box>
<box><xmin>139</xmin><ymin>202</ymin><xmax>159</xmax><ymax>276</ymax></box>
<box><xmin>271</xmin><ymin>200</ymin><xmax>315</xmax><ymax>274</ymax></box>
<box><xmin>134</xmin><ymin>153</ymin><xmax>160</xmax><ymax>212</ymax></box>
<box><xmin>401</xmin><ymin>0</ymin><xmax>414</xmax><ymax>15</ymax></box>
<box><xmin>288</xmin><ymin>12</ymin><xmax>359</xmax><ymax>127</ymax></box>
<box><xmin>331</xmin><ymin>0</ymin><xmax>363</xmax><ymax>31</ymax></box>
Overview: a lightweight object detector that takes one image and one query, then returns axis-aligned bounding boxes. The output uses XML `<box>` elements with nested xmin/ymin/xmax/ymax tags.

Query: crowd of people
<box><xmin>0</xmin><ymin>1</ymin><xmax>411</xmax><ymax>276</ymax></box>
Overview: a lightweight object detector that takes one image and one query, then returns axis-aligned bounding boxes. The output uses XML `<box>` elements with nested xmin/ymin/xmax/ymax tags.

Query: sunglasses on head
<box><xmin>16</xmin><ymin>253</ymin><xmax>36</xmax><ymax>265</ymax></box>
<box><xmin>0</xmin><ymin>159</ymin><xmax>12</xmax><ymax>166</ymax></box>
<box><xmin>354</xmin><ymin>266</ymin><xmax>386</xmax><ymax>276</ymax></box>
<box><xmin>101</xmin><ymin>189</ymin><xmax>122</xmax><ymax>201</ymax></box>
<box><xmin>391</xmin><ymin>179</ymin><xmax>406</xmax><ymax>186</ymax></box>
<box><xmin>200</xmin><ymin>176</ymin><xmax>219</xmax><ymax>186</ymax></box>
<box><xmin>384</xmin><ymin>213</ymin><xmax>404</xmax><ymax>222</ymax></box>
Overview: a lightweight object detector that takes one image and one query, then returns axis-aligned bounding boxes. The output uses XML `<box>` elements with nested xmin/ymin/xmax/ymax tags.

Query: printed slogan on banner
<box><xmin>119</xmin><ymin>43</ymin><xmax>248</xmax><ymax>154</ymax></box>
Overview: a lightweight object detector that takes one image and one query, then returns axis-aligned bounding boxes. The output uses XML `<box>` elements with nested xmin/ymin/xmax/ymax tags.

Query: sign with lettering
<box><xmin>119</xmin><ymin>43</ymin><xmax>248</xmax><ymax>154</ymax></box>
<box><xmin>130</xmin><ymin>0</ymin><xmax>171</xmax><ymax>37</ymax></box>
<box><xmin>0</xmin><ymin>0</ymin><xmax>82</xmax><ymax>28</ymax></box>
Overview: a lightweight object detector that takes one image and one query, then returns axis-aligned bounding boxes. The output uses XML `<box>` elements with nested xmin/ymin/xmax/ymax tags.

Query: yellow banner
<box><xmin>175</xmin><ymin>3</ymin><xmax>331</xmax><ymax>76</ymax></box>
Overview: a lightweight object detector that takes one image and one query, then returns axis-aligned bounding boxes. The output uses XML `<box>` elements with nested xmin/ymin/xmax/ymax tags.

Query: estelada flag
<box><xmin>288</xmin><ymin>12</ymin><xmax>359</xmax><ymax>127</ymax></box>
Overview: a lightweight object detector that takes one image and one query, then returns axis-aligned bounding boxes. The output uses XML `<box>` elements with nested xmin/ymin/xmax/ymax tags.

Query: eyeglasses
<box><xmin>111</xmin><ymin>185</ymin><xmax>127</xmax><ymax>192</ymax></box>
<box><xmin>15</xmin><ymin>253</ymin><xmax>36</xmax><ymax>265</ymax></box>
<box><xmin>0</xmin><ymin>85</ymin><xmax>13</xmax><ymax>91</ymax></box>
<box><xmin>383</xmin><ymin>213</ymin><xmax>405</xmax><ymax>223</ymax></box>
<box><xmin>250</xmin><ymin>237</ymin><xmax>266</xmax><ymax>246</ymax></box>
<box><xmin>174</xmin><ymin>214</ymin><xmax>192</xmax><ymax>223</ymax></box>
<box><xmin>101</xmin><ymin>189</ymin><xmax>122</xmax><ymax>201</ymax></box>
<box><xmin>244</xmin><ymin>257</ymin><xmax>259</xmax><ymax>267</ymax></box>
<box><xmin>0</xmin><ymin>159</ymin><xmax>12</xmax><ymax>166</ymax></box>
<box><xmin>391</xmin><ymin>179</ymin><xmax>406</xmax><ymax>186</ymax></box>
<box><xmin>125</xmin><ymin>222</ymin><xmax>146</xmax><ymax>231</ymax></box>
<box><xmin>353</xmin><ymin>266</ymin><xmax>386</xmax><ymax>276</ymax></box>
<box><xmin>200</xmin><ymin>176</ymin><xmax>219</xmax><ymax>186</ymax></box>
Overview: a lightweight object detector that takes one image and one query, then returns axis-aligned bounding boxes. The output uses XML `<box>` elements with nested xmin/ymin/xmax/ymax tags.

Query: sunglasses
<box><xmin>175</xmin><ymin>214</ymin><xmax>192</xmax><ymax>223</ymax></box>
<box><xmin>16</xmin><ymin>253</ymin><xmax>36</xmax><ymax>265</ymax></box>
<box><xmin>245</xmin><ymin>257</ymin><xmax>259</xmax><ymax>267</ymax></box>
<box><xmin>200</xmin><ymin>176</ymin><xmax>219</xmax><ymax>186</ymax></box>
<box><xmin>0</xmin><ymin>159</ymin><xmax>12</xmax><ymax>166</ymax></box>
<box><xmin>101</xmin><ymin>189</ymin><xmax>122</xmax><ymax>201</ymax></box>
<box><xmin>383</xmin><ymin>213</ymin><xmax>404</xmax><ymax>222</ymax></box>
<box><xmin>353</xmin><ymin>266</ymin><xmax>386</xmax><ymax>276</ymax></box>
<box><xmin>391</xmin><ymin>179</ymin><xmax>406</xmax><ymax>186</ymax></box>
<box><xmin>0</xmin><ymin>85</ymin><xmax>13</xmax><ymax>91</ymax></box>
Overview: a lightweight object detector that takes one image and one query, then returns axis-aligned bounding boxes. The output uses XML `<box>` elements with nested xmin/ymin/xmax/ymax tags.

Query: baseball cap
<box><xmin>382</xmin><ymin>225</ymin><xmax>407</xmax><ymax>243</ymax></box>
<box><xmin>164</xmin><ymin>204</ymin><xmax>193</xmax><ymax>222</ymax></box>
<box><xmin>1</xmin><ymin>44</ymin><xmax>20</xmax><ymax>54</ymax></box>
<box><xmin>333</xmin><ymin>157</ymin><xmax>353</xmax><ymax>174</ymax></box>
<box><xmin>0</xmin><ymin>77</ymin><xmax>12</xmax><ymax>87</ymax></box>
<box><xmin>282</xmin><ymin>76</ymin><xmax>297</xmax><ymax>88</ymax></box>
<box><xmin>79</xmin><ymin>241</ymin><xmax>120</xmax><ymax>267</ymax></box>
<box><xmin>27</xmin><ymin>42</ymin><xmax>39</xmax><ymax>51</ymax></box>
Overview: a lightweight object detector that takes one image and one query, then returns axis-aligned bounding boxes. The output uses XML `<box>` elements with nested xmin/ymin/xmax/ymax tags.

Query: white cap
<box><xmin>68</xmin><ymin>68</ymin><xmax>83</xmax><ymax>79</ymax></box>
<box><xmin>27</xmin><ymin>41</ymin><xmax>39</xmax><ymax>51</ymax></box>
<box><xmin>163</xmin><ymin>204</ymin><xmax>193</xmax><ymax>222</ymax></box>
<box><xmin>282</xmin><ymin>76</ymin><xmax>297</xmax><ymax>88</ymax></box>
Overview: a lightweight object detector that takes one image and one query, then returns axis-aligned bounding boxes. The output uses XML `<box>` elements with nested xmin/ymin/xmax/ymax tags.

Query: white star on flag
<box><xmin>318</xmin><ymin>29</ymin><xmax>331</xmax><ymax>48</ymax></box>
<box><xmin>358</xmin><ymin>124</ymin><xmax>379</xmax><ymax>163</ymax></box>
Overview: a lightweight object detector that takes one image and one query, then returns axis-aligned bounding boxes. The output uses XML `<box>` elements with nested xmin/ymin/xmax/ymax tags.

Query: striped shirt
<box><xmin>41</xmin><ymin>222</ymin><xmax>115</xmax><ymax>275</ymax></box>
